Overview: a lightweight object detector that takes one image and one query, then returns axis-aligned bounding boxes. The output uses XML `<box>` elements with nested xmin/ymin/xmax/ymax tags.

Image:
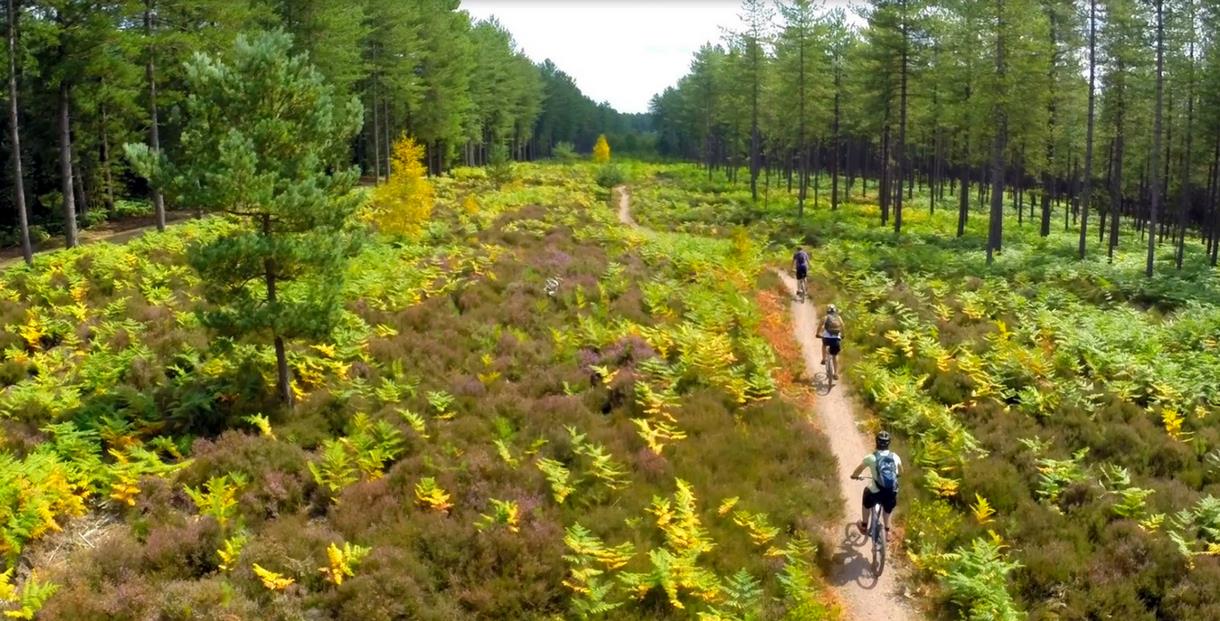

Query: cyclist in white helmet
<box><xmin>820</xmin><ymin>304</ymin><xmax>844</xmax><ymax>379</ymax></box>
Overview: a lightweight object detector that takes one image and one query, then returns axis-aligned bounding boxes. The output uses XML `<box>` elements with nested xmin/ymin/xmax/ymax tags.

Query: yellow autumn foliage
<box><xmin>592</xmin><ymin>134</ymin><xmax>611</xmax><ymax>163</ymax></box>
<box><xmin>368</xmin><ymin>136</ymin><xmax>433</xmax><ymax>239</ymax></box>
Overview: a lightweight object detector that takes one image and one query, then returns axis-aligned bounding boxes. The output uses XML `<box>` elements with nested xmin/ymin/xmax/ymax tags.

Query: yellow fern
<box><xmin>252</xmin><ymin>564</ymin><xmax>294</xmax><ymax>591</ymax></box>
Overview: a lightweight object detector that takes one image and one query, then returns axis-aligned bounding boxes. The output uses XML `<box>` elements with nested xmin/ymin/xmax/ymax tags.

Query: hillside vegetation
<box><xmin>632</xmin><ymin>163</ymin><xmax>1220</xmax><ymax>620</ymax></box>
<box><xmin>0</xmin><ymin>163</ymin><xmax>844</xmax><ymax>620</ymax></box>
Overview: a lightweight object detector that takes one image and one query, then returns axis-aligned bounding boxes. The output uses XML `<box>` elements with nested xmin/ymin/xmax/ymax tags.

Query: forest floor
<box><xmin>615</xmin><ymin>184</ymin><xmax>919</xmax><ymax>620</ymax></box>
<box><xmin>0</xmin><ymin>211</ymin><xmax>194</xmax><ymax>270</ymax></box>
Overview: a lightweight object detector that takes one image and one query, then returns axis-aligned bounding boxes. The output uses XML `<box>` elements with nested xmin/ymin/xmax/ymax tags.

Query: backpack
<box><xmin>794</xmin><ymin>251</ymin><xmax>809</xmax><ymax>269</ymax></box>
<box><xmin>875</xmin><ymin>451</ymin><xmax>899</xmax><ymax>492</ymax></box>
<box><xmin>823</xmin><ymin>315</ymin><xmax>843</xmax><ymax>336</ymax></box>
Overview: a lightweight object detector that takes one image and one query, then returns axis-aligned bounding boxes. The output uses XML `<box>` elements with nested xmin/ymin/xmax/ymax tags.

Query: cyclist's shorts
<box><xmin>824</xmin><ymin>336</ymin><xmax>842</xmax><ymax>356</ymax></box>
<box><xmin>863</xmin><ymin>487</ymin><xmax>897</xmax><ymax>513</ymax></box>
<box><xmin>796</xmin><ymin>266</ymin><xmax>808</xmax><ymax>280</ymax></box>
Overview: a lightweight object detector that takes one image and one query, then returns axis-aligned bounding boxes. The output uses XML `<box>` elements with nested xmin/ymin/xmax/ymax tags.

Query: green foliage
<box><xmin>595</xmin><ymin>164</ymin><xmax>625</xmax><ymax>188</ymax></box>
<box><xmin>184</xmin><ymin>472</ymin><xmax>249</xmax><ymax>531</ymax></box>
<box><xmin>941</xmin><ymin>539</ymin><xmax>1024</xmax><ymax>621</ymax></box>
<box><xmin>0</xmin><ymin>569</ymin><xmax>58</xmax><ymax>620</ymax></box>
<box><xmin>126</xmin><ymin>30</ymin><xmax>363</xmax><ymax>403</ymax></box>
<box><xmin>307</xmin><ymin>414</ymin><xmax>404</xmax><ymax>495</ymax></box>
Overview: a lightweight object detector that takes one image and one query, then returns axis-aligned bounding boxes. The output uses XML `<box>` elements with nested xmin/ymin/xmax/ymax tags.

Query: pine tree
<box><xmin>126</xmin><ymin>30</ymin><xmax>364</xmax><ymax>406</ymax></box>
<box><xmin>737</xmin><ymin>0</ymin><xmax>772</xmax><ymax>201</ymax></box>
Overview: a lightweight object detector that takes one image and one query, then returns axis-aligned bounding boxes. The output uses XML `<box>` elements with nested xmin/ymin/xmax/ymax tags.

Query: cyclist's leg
<box><xmin>829</xmin><ymin>338</ymin><xmax>842</xmax><ymax>377</ymax></box>
<box><xmin>881</xmin><ymin>491</ymin><xmax>898</xmax><ymax>540</ymax></box>
<box><xmin>859</xmin><ymin>488</ymin><xmax>875</xmax><ymax>534</ymax></box>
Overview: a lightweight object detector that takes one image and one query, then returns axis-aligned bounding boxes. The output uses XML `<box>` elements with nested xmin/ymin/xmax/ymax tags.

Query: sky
<box><xmin>460</xmin><ymin>1</ymin><xmax>745</xmax><ymax>115</ymax></box>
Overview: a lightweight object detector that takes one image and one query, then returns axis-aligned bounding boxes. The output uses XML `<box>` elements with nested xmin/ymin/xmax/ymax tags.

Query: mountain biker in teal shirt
<box><xmin>850</xmin><ymin>431</ymin><xmax>902</xmax><ymax>541</ymax></box>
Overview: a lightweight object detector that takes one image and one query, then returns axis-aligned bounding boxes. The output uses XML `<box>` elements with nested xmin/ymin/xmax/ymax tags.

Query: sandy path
<box><xmin>776</xmin><ymin>271</ymin><xmax>918</xmax><ymax>620</ymax></box>
<box><xmin>614</xmin><ymin>185</ymin><xmax>637</xmax><ymax>228</ymax></box>
<box><xmin>0</xmin><ymin>213</ymin><xmax>193</xmax><ymax>271</ymax></box>
<box><xmin>614</xmin><ymin>185</ymin><xmax>919</xmax><ymax>619</ymax></box>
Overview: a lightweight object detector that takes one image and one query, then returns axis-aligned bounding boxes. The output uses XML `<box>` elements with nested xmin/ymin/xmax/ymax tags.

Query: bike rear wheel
<box><xmin>870</xmin><ymin>507</ymin><xmax>887</xmax><ymax>577</ymax></box>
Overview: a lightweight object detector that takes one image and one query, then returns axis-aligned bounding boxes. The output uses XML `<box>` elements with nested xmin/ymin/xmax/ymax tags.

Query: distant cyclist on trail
<box><xmin>792</xmin><ymin>246</ymin><xmax>810</xmax><ymax>300</ymax></box>
<box><xmin>851</xmin><ymin>431</ymin><xmax>902</xmax><ymax>542</ymax></box>
<box><xmin>820</xmin><ymin>304</ymin><xmax>844</xmax><ymax>379</ymax></box>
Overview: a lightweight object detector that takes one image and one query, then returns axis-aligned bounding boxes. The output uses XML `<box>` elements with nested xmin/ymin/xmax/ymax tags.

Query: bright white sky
<box><xmin>461</xmin><ymin>1</ymin><xmax>745</xmax><ymax>114</ymax></box>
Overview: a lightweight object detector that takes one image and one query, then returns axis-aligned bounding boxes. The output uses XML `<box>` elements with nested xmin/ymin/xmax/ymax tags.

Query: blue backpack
<box><xmin>875</xmin><ymin>451</ymin><xmax>899</xmax><ymax>492</ymax></box>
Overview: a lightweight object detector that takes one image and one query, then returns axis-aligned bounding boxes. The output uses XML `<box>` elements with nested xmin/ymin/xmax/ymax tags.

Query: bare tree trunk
<box><xmin>58</xmin><ymin>79</ymin><xmax>78</xmax><ymax>248</ymax></box>
<box><xmin>831</xmin><ymin>67</ymin><xmax>841</xmax><ymax>211</ymax></box>
<box><xmin>382</xmin><ymin>95</ymin><xmax>392</xmax><ymax>178</ymax></box>
<box><xmin>986</xmin><ymin>0</ymin><xmax>1007</xmax><ymax>265</ymax></box>
<box><xmin>99</xmin><ymin>103</ymin><xmax>115</xmax><ymax>213</ymax></box>
<box><xmin>880</xmin><ymin>124</ymin><xmax>891</xmax><ymax>226</ymax></box>
<box><xmin>1146</xmin><ymin>0</ymin><xmax>1163</xmax><ymax>278</ymax></box>
<box><xmin>262</xmin><ymin>213</ymin><xmax>293</xmax><ymax>406</ymax></box>
<box><xmin>1109</xmin><ymin>96</ymin><xmax>1125</xmax><ymax>262</ymax></box>
<box><xmin>958</xmin><ymin>162</ymin><xmax>969</xmax><ymax>237</ymax></box>
<box><xmin>894</xmin><ymin>6</ymin><xmax>908</xmax><ymax>235</ymax></box>
<box><xmin>6</xmin><ymin>0</ymin><xmax>31</xmax><ymax>264</ymax></box>
<box><xmin>145</xmin><ymin>0</ymin><xmax>166</xmax><ymax>231</ymax></box>
<box><xmin>1174</xmin><ymin>13</ymin><xmax>1195</xmax><ymax>270</ymax></box>
<box><xmin>370</xmin><ymin>75</ymin><xmax>381</xmax><ymax>183</ymax></box>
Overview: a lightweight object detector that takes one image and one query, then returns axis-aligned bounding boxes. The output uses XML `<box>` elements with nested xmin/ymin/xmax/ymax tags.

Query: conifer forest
<box><xmin>0</xmin><ymin>0</ymin><xmax>1219</xmax><ymax>619</ymax></box>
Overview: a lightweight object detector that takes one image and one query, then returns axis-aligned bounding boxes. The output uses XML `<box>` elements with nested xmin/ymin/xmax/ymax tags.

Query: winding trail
<box><xmin>0</xmin><ymin>213</ymin><xmax>193</xmax><ymax>271</ymax></box>
<box><xmin>613</xmin><ymin>186</ymin><xmax>919</xmax><ymax>620</ymax></box>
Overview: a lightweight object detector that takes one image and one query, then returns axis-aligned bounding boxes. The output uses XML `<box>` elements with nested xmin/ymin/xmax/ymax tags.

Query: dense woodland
<box><xmin>0</xmin><ymin>0</ymin><xmax>648</xmax><ymax>260</ymax></box>
<box><xmin>651</xmin><ymin>0</ymin><xmax>1220</xmax><ymax>273</ymax></box>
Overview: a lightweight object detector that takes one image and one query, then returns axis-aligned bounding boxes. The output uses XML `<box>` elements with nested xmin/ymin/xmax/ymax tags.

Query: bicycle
<box><xmin>795</xmin><ymin>276</ymin><xmax>807</xmax><ymax>303</ymax></box>
<box><xmin>851</xmin><ymin>474</ymin><xmax>887</xmax><ymax>577</ymax></box>
<box><xmin>813</xmin><ymin>335</ymin><xmax>839</xmax><ymax>394</ymax></box>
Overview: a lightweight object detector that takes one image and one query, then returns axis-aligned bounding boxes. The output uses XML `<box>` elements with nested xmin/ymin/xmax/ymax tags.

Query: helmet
<box><xmin>875</xmin><ymin>431</ymin><xmax>891</xmax><ymax>450</ymax></box>
<box><xmin>827</xmin><ymin>304</ymin><xmax>838</xmax><ymax>314</ymax></box>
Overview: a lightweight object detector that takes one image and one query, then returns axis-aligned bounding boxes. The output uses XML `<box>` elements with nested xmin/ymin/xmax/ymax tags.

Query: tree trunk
<box><xmin>371</xmin><ymin>75</ymin><xmax>381</xmax><ymax>183</ymax></box>
<box><xmin>1209</xmin><ymin>134</ymin><xmax>1219</xmax><ymax>265</ymax></box>
<box><xmin>5</xmin><ymin>12</ymin><xmax>30</xmax><ymax>255</ymax></box>
<box><xmin>1109</xmin><ymin>93</ymin><xmax>1125</xmax><ymax>262</ymax></box>
<box><xmin>262</xmin><ymin>213</ymin><xmax>293</xmax><ymax>406</ymax></box>
<box><xmin>58</xmin><ymin>79</ymin><xmax>78</xmax><ymax>248</ymax></box>
<box><xmin>986</xmin><ymin>0</ymin><xmax>1007</xmax><ymax>265</ymax></box>
<box><xmin>145</xmin><ymin>0</ymin><xmax>166</xmax><ymax>231</ymax></box>
<box><xmin>880</xmin><ymin>125</ymin><xmax>891</xmax><ymax>226</ymax></box>
<box><xmin>749</xmin><ymin>39</ymin><xmax>760</xmax><ymax>201</ymax></box>
<box><xmin>958</xmin><ymin>163</ymin><xmax>969</xmax><ymax>237</ymax></box>
<box><xmin>832</xmin><ymin>67</ymin><xmax>841</xmax><ymax>211</ymax></box>
<box><xmin>895</xmin><ymin>9</ymin><xmax>908</xmax><ymax>235</ymax></box>
<box><xmin>1146</xmin><ymin>0</ymin><xmax>1163</xmax><ymax>278</ymax></box>
<box><xmin>6</xmin><ymin>0</ymin><xmax>31</xmax><ymax>264</ymax></box>
<box><xmin>1174</xmin><ymin>18</ymin><xmax>1195</xmax><ymax>270</ymax></box>
<box><xmin>382</xmin><ymin>95</ymin><xmax>392</xmax><ymax>177</ymax></box>
<box><xmin>99</xmin><ymin>103</ymin><xmax>115</xmax><ymax>213</ymax></box>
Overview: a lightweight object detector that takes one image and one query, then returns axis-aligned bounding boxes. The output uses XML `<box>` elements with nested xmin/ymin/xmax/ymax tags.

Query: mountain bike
<box><xmin>851</xmin><ymin>474</ymin><xmax>887</xmax><ymax>577</ymax></box>
<box><xmin>813</xmin><ymin>336</ymin><xmax>838</xmax><ymax>394</ymax></box>
<box><xmin>795</xmin><ymin>275</ymin><xmax>807</xmax><ymax>303</ymax></box>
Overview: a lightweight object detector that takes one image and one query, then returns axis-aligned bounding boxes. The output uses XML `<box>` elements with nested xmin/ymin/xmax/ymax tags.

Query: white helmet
<box><xmin>827</xmin><ymin>304</ymin><xmax>838</xmax><ymax>314</ymax></box>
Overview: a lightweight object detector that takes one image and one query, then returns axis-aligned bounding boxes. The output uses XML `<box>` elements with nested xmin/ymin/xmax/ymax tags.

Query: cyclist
<box><xmin>851</xmin><ymin>431</ymin><xmax>902</xmax><ymax>542</ymax></box>
<box><xmin>792</xmin><ymin>247</ymin><xmax>810</xmax><ymax>298</ymax></box>
<box><xmin>820</xmin><ymin>304</ymin><xmax>844</xmax><ymax>379</ymax></box>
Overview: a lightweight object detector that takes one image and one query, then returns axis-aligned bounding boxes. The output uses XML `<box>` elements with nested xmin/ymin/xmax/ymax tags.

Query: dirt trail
<box><xmin>776</xmin><ymin>271</ymin><xmax>918</xmax><ymax>620</ymax></box>
<box><xmin>0</xmin><ymin>213</ymin><xmax>192</xmax><ymax>272</ymax></box>
<box><xmin>614</xmin><ymin>185</ymin><xmax>637</xmax><ymax>228</ymax></box>
<box><xmin>614</xmin><ymin>186</ymin><xmax>919</xmax><ymax>620</ymax></box>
